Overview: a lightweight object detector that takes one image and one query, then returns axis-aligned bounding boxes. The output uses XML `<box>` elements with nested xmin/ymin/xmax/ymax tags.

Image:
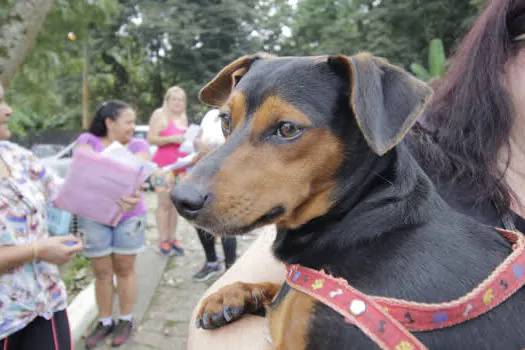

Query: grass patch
<box><xmin>59</xmin><ymin>254</ymin><xmax>93</xmax><ymax>302</ymax></box>
<box><xmin>164</xmin><ymin>320</ymin><xmax>179</xmax><ymax>328</ymax></box>
<box><xmin>149</xmin><ymin>287</ymin><xmax>163</xmax><ymax>306</ymax></box>
<box><xmin>166</xmin><ymin>256</ymin><xmax>177</xmax><ymax>270</ymax></box>
<box><xmin>61</xmin><ymin>254</ymin><xmax>90</xmax><ymax>288</ymax></box>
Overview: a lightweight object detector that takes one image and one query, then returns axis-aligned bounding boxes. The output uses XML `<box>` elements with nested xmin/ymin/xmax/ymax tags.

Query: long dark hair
<box><xmin>89</xmin><ymin>100</ymin><xmax>132</xmax><ymax>137</ymax></box>
<box><xmin>410</xmin><ymin>0</ymin><xmax>525</xmax><ymax>213</ymax></box>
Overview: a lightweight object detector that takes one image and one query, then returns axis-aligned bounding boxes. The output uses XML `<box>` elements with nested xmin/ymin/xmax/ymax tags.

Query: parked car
<box><xmin>39</xmin><ymin>141</ymin><xmax>76</xmax><ymax>179</ymax></box>
<box><xmin>31</xmin><ymin>144</ymin><xmax>67</xmax><ymax>159</ymax></box>
<box><xmin>37</xmin><ymin>142</ymin><xmax>79</xmax><ymax>235</ymax></box>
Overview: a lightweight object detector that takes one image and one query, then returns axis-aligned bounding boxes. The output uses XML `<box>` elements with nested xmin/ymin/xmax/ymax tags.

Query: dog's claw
<box><xmin>224</xmin><ymin>307</ymin><xmax>233</xmax><ymax>322</ymax></box>
<box><xmin>197</xmin><ymin>281</ymin><xmax>280</xmax><ymax>330</ymax></box>
<box><xmin>195</xmin><ymin>316</ymin><xmax>202</xmax><ymax>329</ymax></box>
<box><xmin>202</xmin><ymin>313</ymin><xmax>211</xmax><ymax>329</ymax></box>
<box><xmin>230</xmin><ymin>306</ymin><xmax>244</xmax><ymax>320</ymax></box>
<box><xmin>211</xmin><ymin>312</ymin><xmax>225</xmax><ymax>327</ymax></box>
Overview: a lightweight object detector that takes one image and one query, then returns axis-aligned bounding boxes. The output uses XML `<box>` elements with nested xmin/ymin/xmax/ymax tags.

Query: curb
<box><xmin>69</xmin><ymin>248</ymin><xmax>170</xmax><ymax>349</ymax></box>
<box><xmin>68</xmin><ymin>280</ymin><xmax>97</xmax><ymax>344</ymax></box>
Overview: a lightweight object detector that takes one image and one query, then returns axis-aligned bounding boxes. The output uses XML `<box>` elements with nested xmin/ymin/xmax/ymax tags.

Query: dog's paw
<box><xmin>196</xmin><ymin>282</ymin><xmax>263</xmax><ymax>330</ymax></box>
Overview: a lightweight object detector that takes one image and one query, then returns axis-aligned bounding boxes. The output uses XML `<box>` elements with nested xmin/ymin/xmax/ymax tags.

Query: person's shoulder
<box><xmin>0</xmin><ymin>142</ymin><xmax>42</xmax><ymax>172</ymax></box>
<box><xmin>150</xmin><ymin>108</ymin><xmax>165</xmax><ymax>120</ymax></box>
<box><xmin>77</xmin><ymin>132</ymin><xmax>96</xmax><ymax>141</ymax></box>
<box><xmin>130</xmin><ymin>137</ymin><xmax>148</xmax><ymax>147</ymax></box>
<box><xmin>0</xmin><ymin>140</ymin><xmax>24</xmax><ymax>150</ymax></box>
<box><xmin>77</xmin><ymin>133</ymin><xmax>104</xmax><ymax>151</ymax></box>
<box><xmin>129</xmin><ymin>138</ymin><xmax>149</xmax><ymax>153</ymax></box>
<box><xmin>149</xmin><ymin>109</ymin><xmax>167</xmax><ymax>127</ymax></box>
<box><xmin>153</xmin><ymin>107</ymin><xmax>164</xmax><ymax>115</ymax></box>
<box><xmin>0</xmin><ymin>141</ymin><xmax>33</xmax><ymax>157</ymax></box>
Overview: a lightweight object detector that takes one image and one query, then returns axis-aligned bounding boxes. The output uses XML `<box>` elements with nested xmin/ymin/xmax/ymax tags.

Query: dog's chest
<box><xmin>267</xmin><ymin>283</ymin><xmax>372</xmax><ymax>350</ymax></box>
<box><xmin>267</xmin><ymin>283</ymin><xmax>317</xmax><ymax>350</ymax></box>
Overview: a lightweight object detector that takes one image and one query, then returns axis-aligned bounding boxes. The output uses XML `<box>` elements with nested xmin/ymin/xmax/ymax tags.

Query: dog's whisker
<box><xmin>372</xmin><ymin>172</ymin><xmax>394</xmax><ymax>186</ymax></box>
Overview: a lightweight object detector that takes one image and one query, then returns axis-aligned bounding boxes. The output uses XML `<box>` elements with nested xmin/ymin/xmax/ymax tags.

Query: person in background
<box><xmin>0</xmin><ymin>83</ymin><xmax>84</xmax><ymax>350</ymax></box>
<box><xmin>148</xmin><ymin>86</ymin><xmax>188</xmax><ymax>256</ymax></box>
<box><xmin>191</xmin><ymin>109</ymin><xmax>237</xmax><ymax>282</ymax></box>
<box><xmin>188</xmin><ymin>0</ymin><xmax>525</xmax><ymax>348</ymax></box>
<box><xmin>76</xmin><ymin>100</ymin><xmax>149</xmax><ymax>349</ymax></box>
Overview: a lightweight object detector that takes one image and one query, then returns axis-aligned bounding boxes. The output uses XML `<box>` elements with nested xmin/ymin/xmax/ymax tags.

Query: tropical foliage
<box><xmin>2</xmin><ymin>0</ymin><xmax>487</xmax><ymax>134</ymax></box>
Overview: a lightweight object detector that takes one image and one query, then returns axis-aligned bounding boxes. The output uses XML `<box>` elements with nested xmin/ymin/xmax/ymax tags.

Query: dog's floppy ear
<box><xmin>328</xmin><ymin>52</ymin><xmax>433</xmax><ymax>155</ymax></box>
<box><xmin>200</xmin><ymin>53</ymin><xmax>274</xmax><ymax>107</ymax></box>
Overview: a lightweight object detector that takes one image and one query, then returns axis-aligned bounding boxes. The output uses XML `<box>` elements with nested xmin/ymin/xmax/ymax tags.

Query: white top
<box><xmin>199</xmin><ymin>109</ymin><xmax>225</xmax><ymax>148</ymax></box>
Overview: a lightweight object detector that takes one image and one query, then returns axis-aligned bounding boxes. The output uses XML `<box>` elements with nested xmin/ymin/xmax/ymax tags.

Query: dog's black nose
<box><xmin>171</xmin><ymin>183</ymin><xmax>210</xmax><ymax>219</ymax></box>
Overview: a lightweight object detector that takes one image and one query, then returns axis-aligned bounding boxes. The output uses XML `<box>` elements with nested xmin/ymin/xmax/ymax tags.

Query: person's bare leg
<box><xmin>168</xmin><ymin>205</ymin><xmax>179</xmax><ymax>241</ymax></box>
<box><xmin>91</xmin><ymin>256</ymin><xmax>115</xmax><ymax>318</ymax></box>
<box><xmin>113</xmin><ymin>254</ymin><xmax>137</xmax><ymax>316</ymax></box>
<box><xmin>156</xmin><ymin>192</ymin><xmax>172</xmax><ymax>242</ymax></box>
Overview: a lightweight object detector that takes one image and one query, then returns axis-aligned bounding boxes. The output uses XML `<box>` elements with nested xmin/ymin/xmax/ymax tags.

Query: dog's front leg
<box><xmin>196</xmin><ymin>282</ymin><xmax>281</xmax><ymax>329</ymax></box>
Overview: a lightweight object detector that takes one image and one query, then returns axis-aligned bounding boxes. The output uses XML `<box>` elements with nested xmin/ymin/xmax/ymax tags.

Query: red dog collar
<box><xmin>285</xmin><ymin>228</ymin><xmax>525</xmax><ymax>350</ymax></box>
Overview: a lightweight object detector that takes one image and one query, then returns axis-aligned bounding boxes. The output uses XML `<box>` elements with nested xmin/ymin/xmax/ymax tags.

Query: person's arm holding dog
<box><xmin>188</xmin><ymin>228</ymin><xmax>284</xmax><ymax>350</ymax></box>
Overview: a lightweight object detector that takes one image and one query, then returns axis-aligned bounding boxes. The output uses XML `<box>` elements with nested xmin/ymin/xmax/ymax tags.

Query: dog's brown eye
<box><xmin>221</xmin><ymin>116</ymin><xmax>232</xmax><ymax>136</ymax></box>
<box><xmin>277</xmin><ymin>122</ymin><xmax>302</xmax><ymax>139</ymax></box>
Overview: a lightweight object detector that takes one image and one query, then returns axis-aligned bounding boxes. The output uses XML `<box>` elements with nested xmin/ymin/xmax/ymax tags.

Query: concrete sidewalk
<box><xmin>73</xmin><ymin>193</ymin><xmax>169</xmax><ymax>349</ymax></box>
<box><xmin>122</xmin><ymin>216</ymin><xmax>258</xmax><ymax>349</ymax></box>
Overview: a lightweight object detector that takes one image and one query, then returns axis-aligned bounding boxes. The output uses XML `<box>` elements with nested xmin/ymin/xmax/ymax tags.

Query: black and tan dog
<box><xmin>171</xmin><ymin>53</ymin><xmax>525</xmax><ymax>349</ymax></box>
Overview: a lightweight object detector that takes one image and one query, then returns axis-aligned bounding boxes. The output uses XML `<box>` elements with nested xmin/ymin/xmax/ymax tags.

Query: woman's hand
<box><xmin>118</xmin><ymin>190</ymin><xmax>141</xmax><ymax>212</ymax></box>
<box><xmin>35</xmin><ymin>235</ymin><xmax>84</xmax><ymax>265</ymax></box>
<box><xmin>168</xmin><ymin>134</ymin><xmax>185</xmax><ymax>144</ymax></box>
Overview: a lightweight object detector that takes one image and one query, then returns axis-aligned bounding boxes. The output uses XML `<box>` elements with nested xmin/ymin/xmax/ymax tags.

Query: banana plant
<box><xmin>410</xmin><ymin>38</ymin><xmax>447</xmax><ymax>82</ymax></box>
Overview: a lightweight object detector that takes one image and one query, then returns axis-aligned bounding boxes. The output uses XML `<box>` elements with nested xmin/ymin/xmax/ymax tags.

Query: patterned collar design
<box><xmin>286</xmin><ymin>228</ymin><xmax>525</xmax><ymax>350</ymax></box>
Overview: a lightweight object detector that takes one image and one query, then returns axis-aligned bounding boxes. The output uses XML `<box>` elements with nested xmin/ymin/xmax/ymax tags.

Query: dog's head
<box><xmin>171</xmin><ymin>53</ymin><xmax>432</xmax><ymax>235</ymax></box>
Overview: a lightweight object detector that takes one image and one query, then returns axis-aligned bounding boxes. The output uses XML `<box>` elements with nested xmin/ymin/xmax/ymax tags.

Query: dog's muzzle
<box><xmin>170</xmin><ymin>183</ymin><xmax>210</xmax><ymax>220</ymax></box>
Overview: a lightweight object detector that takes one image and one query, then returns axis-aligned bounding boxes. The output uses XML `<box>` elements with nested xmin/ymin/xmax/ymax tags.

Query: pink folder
<box><xmin>53</xmin><ymin>147</ymin><xmax>144</xmax><ymax>226</ymax></box>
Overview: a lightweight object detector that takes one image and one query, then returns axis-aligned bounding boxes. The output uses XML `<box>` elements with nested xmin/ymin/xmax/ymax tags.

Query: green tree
<box><xmin>5</xmin><ymin>0</ymin><xmax>119</xmax><ymax>130</ymax></box>
<box><xmin>282</xmin><ymin>0</ymin><xmax>480</xmax><ymax>69</ymax></box>
<box><xmin>122</xmin><ymin>0</ymin><xmax>264</xmax><ymax>121</ymax></box>
<box><xmin>0</xmin><ymin>0</ymin><xmax>55</xmax><ymax>87</ymax></box>
<box><xmin>3</xmin><ymin>0</ymin><xmax>490</xmax><ymax>136</ymax></box>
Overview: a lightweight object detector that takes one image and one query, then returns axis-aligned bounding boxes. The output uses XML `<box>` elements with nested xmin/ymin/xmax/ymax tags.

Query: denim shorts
<box><xmin>78</xmin><ymin>214</ymin><xmax>146</xmax><ymax>258</ymax></box>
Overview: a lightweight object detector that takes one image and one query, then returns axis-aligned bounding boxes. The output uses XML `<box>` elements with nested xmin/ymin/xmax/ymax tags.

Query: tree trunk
<box><xmin>0</xmin><ymin>0</ymin><xmax>55</xmax><ymax>87</ymax></box>
<box><xmin>82</xmin><ymin>40</ymin><xmax>89</xmax><ymax>130</ymax></box>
